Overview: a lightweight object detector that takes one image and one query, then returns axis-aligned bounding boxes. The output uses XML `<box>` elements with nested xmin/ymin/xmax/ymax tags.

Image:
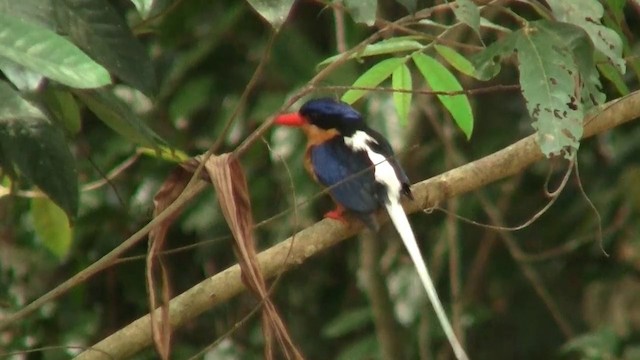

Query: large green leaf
<box><xmin>547</xmin><ymin>0</ymin><xmax>625</xmax><ymax>73</ymax></box>
<box><xmin>317</xmin><ymin>37</ymin><xmax>423</xmax><ymax>68</ymax></box>
<box><xmin>515</xmin><ymin>21</ymin><xmax>602</xmax><ymax>157</ymax></box>
<box><xmin>76</xmin><ymin>89</ymin><xmax>165</xmax><ymax>148</ymax></box>
<box><xmin>54</xmin><ymin>0</ymin><xmax>157</xmax><ymax>96</ymax></box>
<box><xmin>341</xmin><ymin>57</ymin><xmax>407</xmax><ymax>104</ymax></box>
<box><xmin>412</xmin><ymin>53</ymin><xmax>473</xmax><ymax>139</ymax></box>
<box><xmin>391</xmin><ymin>63</ymin><xmax>412</xmax><ymax>125</ymax></box>
<box><xmin>31</xmin><ymin>196</ymin><xmax>73</xmax><ymax>259</ymax></box>
<box><xmin>0</xmin><ymin>81</ymin><xmax>78</xmax><ymax>217</ymax></box>
<box><xmin>245</xmin><ymin>0</ymin><xmax>295</xmax><ymax>30</ymax></box>
<box><xmin>471</xmin><ymin>21</ymin><xmax>605</xmax><ymax>157</ymax></box>
<box><xmin>0</xmin><ymin>13</ymin><xmax>110</xmax><ymax>89</ymax></box>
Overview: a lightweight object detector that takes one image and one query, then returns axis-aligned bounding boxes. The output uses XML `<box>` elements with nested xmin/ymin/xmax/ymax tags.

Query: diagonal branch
<box><xmin>73</xmin><ymin>91</ymin><xmax>640</xmax><ymax>360</ymax></box>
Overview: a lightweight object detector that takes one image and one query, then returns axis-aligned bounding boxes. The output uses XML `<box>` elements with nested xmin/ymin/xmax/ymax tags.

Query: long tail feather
<box><xmin>385</xmin><ymin>200</ymin><xmax>469</xmax><ymax>360</ymax></box>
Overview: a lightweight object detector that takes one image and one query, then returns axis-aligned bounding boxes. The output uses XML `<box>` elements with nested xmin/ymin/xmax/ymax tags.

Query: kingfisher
<box><xmin>273</xmin><ymin>98</ymin><xmax>468</xmax><ymax>360</ymax></box>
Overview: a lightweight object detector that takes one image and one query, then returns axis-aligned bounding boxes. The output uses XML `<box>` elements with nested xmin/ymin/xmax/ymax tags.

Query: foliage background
<box><xmin>0</xmin><ymin>0</ymin><xmax>640</xmax><ymax>359</ymax></box>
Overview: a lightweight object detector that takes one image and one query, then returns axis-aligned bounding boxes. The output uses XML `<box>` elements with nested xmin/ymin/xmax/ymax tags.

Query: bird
<box><xmin>273</xmin><ymin>98</ymin><xmax>469</xmax><ymax>360</ymax></box>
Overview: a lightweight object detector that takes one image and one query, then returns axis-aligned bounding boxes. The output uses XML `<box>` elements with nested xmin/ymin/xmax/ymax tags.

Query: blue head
<box><xmin>299</xmin><ymin>98</ymin><xmax>365</xmax><ymax>135</ymax></box>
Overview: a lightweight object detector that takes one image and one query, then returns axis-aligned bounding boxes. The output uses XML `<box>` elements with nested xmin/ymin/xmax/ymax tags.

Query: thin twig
<box><xmin>360</xmin><ymin>231</ymin><xmax>406</xmax><ymax>360</ymax></box>
<box><xmin>318</xmin><ymin>84</ymin><xmax>520</xmax><ymax>96</ymax></box>
<box><xmin>333</xmin><ymin>1</ymin><xmax>347</xmax><ymax>53</ymax></box>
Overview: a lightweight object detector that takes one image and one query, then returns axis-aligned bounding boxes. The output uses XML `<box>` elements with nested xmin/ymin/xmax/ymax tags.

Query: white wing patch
<box><xmin>344</xmin><ymin>130</ymin><xmax>402</xmax><ymax>202</ymax></box>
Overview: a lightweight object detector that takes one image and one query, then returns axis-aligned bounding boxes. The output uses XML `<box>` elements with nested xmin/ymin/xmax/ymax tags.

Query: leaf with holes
<box><xmin>516</xmin><ymin>21</ymin><xmax>585</xmax><ymax>158</ymax></box>
<box><xmin>392</xmin><ymin>63</ymin><xmax>412</xmax><ymax>125</ymax></box>
<box><xmin>54</xmin><ymin>0</ymin><xmax>157</xmax><ymax>96</ymax></box>
<box><xmin>0</xmin><ymin>13</ymin><xmax>110</xmax><ymax>88</ymax></box>
<box><xmin>547</xmin><ymin>22</ymin><xmax>606</xmax><ymax>109</ymax></box>
<box><xmin>547</xmin><ymin>0</ymin><xmax>625</xmax><ymax>73</ymax></box>
<box><xmin>342</xmin><ymin>57</ymin><xmax>407</xmax><ymax>104</ymax></box>
<box><xmin>32</xmin><ymin>197</ymin><xmax>73</xmax><ymax>259</ymax></box>
<box><xmin>413</xmin><ymin>53</ymin><xmax>473</xmax><ymax>139</ymax></box>
<box><xmin>0</xmin><ymin>81</ymin><xmax>78</xmax><ymax>218</ymax></box>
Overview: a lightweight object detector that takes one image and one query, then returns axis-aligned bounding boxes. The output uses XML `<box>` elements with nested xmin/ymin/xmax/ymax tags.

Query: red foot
<box><xmin>324</xmin><ymin>206</ymin><xmax>348</xmax><ymax>224</ymax></box>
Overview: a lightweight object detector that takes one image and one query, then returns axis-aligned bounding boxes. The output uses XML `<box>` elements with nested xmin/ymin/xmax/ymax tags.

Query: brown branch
<box><xmin>73</xmin><ymin>90</ymin><xmax>640</xmax><ymax>359</ymax></box>
<box><xmin>359</xmin><ymin>232</ymin><xmax>405</xmax><ymax>360</ymax></box>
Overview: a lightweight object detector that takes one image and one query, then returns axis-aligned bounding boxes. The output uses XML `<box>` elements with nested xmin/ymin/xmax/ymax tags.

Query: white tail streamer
<box><xmin>385</xmin><ymin>200</ymin><xmax>469</xmax><ymax>360</ymax></box>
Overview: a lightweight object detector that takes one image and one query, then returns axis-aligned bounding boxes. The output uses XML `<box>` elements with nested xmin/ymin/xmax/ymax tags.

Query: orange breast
<box><xmin>301</xmin><ymin>124</ymin><xmax>339</xmax><ymax>182</ymax></box>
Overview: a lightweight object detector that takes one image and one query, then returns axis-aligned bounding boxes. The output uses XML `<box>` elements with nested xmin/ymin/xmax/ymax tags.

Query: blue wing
<box><xmin>310</xmin><ymin>137</ymin><xmax>382</xmax><ymax>214</ymax></box>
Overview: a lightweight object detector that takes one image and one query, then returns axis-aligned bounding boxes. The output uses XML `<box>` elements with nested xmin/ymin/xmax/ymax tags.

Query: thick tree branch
<box><xmin>75</xmin><ymin>91</ymin><xmax>640</xmax><ymax>359</ymax></box>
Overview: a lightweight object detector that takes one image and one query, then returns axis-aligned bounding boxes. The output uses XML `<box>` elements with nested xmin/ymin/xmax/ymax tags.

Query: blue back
<box><xmin>310</xmin><ymin>137</ymin><xmax>383</xmax><ymax>214</ymax></box>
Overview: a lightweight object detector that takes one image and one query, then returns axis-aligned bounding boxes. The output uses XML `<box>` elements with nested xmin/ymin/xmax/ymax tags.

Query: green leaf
<box><xmin>451</xmin><ymin>0</ymin><xmax>481</xmax><ymax>36</ymax></box>
<box><xmin>138</xmin><ymin>146</ymin><xmax>189</xmax><ymax>163</ymax></box>
<box><xmin>245</xmin><ymin>0</ymin><xmax>295</xmax><ymax>29</ymax></box>
<box><xmin>560</xmin><ymin>328</ymin><xmax>619</xmax><ymax>358</ymax></box>
<box><xmin>0</xmin><ymin>57</ymin><xmax>44</xmax><ymax>91</ymax></box>
<box><xmin>418</xmin><ymin>19</ymin><xmax>449</xmax><ymax>30</ymax></box>
<box><xmin>547</xmin><ymin>0</ymin><xmax>625</xmax><ymax>73</ymax></box>
<box><xmin>344</xmin><ymin>0</ymin><xmax>377</xmax><ymax>26</ymax></box>
<box><xmin>556</xmin><ymin>23</ymin><xmax>606</xmax><ymax>109</ymax></box>
<box><xmin>469</xmin><ymin>31</ymin><xmax>518</xmax><ymax>80</ymax></box>
<box><xmin>322</xmin><ymin>307</ymin><xmax>372</xmax><ymax>338</ymax></box>
<box><xmin>54</xmin><ymin>0</ymin><xmax>157</xmax><ymax>96</ymax></box>
<box><xmin>434</xmin><ymin>44</ymin><xmax>476</xmax><ymax>77</ymax></box>
<box><xmin>336</xmin><ymin>335</ymin><xmax>379</xmax><ymax>360</ymax></box>
<box><xmin>0</xmin><ymin>0</ymin><xmax>56</xmax><ymax>30</ymax></box>
<box><xmin>479</xmin><ymin>17</ymin><xmax>511</xmax><ymax>33</ymax></box>
<box><xmin>516</xmin><ymin>21</ymin><xmax>587</xmax><ymax>158</ymax></box>
<box><xmin>130</xmin><ymin>0</ymin><xmax>155</xmax><ymax>18</ymax></box>
<box><xmin>76</xmin><ymin>89</ymin><xmax>165</xmax><ymax>148</ymax></box>
<box><xmin>0</xmin><ymin>81</ymin><xmax>78</xmax><ymax>217</ymax></box>
<box><xmin>341</xmin><ymin>57</ymin><xmax>407</xmax><ymax>104</ymax></box>
<box><xmin>43</xmin><ymin>88</ymin><xmax>82</xmax><ymax>135</ymax></box>
<box><xmin>317</xmin><ymin>37</ymin><xmax>423</xmax><ymax>68</ymax></box>
<box><xmin>0</xmin><ymin>13</ymin><xmax>111</xmax><ymax>88</ymax></box>
<box><xmin>412</xmin><ymin>53</ymin><xmax>473</xmax><ymax>139</ymax></box>
<box><xmin>471</xmin><ymin>21</ymin><xmax>605</xmax><ymax>157</ymax></box>
<box><xmin>597</xmin><ymin>62</ymin><xmax>629</xmax><ymax>96</ymax></box>
<box><xmin>392</xmin><ymin>63</ymin><xmax>412</xmax><ymax>125</ymax></box>
<box><xmin>31</xmin><ymin>196</ymin><xmax>73</xmax><ymax>259</ymax></box>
